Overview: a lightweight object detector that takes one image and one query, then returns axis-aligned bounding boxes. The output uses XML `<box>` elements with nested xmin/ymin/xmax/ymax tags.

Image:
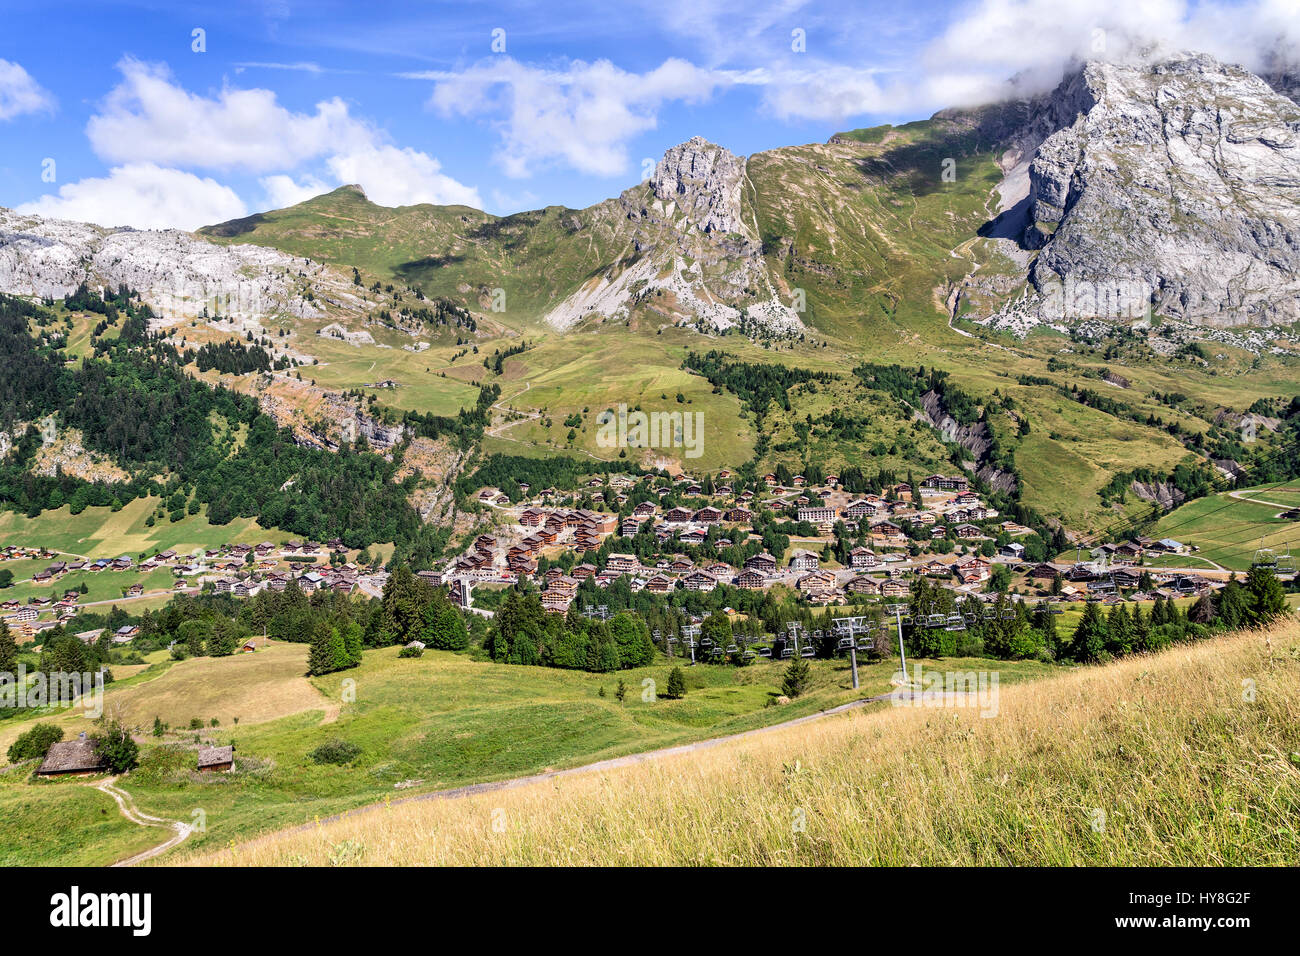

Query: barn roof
<box><xmin>38</xmin><ymin>739</ymin><xmax>108</xmax><ymax>774</ymax></box>
<box><xmin>197</xmin><ymin>745</ymin><xmax>234</xmax><ymax>769</ymax></box>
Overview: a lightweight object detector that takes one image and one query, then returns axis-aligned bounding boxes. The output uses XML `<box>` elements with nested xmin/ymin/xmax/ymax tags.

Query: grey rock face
<box><xmin>650</xmin><ymin>136</ymin><xmax>749</xmax><ymax>237</ymax></box>
<box><xmin>1023</xmin><ymin>54</ymin><xmax>1300</xmax><ymax>327</ymax></box>
<box><xmin>0</xmin><ymin>207</ymin><xmax>362</xmax><ymax>322</ymax></box>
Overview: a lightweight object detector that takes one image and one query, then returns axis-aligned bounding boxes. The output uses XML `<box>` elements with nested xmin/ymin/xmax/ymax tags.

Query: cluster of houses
<box><xmin>2</xmin><ymin>537</ymin><xmax>371</xmax><ymax>640</ymax></box>
<box><xmin>447</xmin><ymin>471</ymin><xmax>1043</xmax><ymax>613</ymax></box>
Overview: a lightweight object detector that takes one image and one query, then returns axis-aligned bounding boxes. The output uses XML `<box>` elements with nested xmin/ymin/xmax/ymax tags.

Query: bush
<box><xmin>7</xmin><ymin>723</ymin><xmax>63</xmax><ymax>764</ymax></box>
<box><xmin>309</xmin><ymin>739</ymin><xmax>362</xmax><ymax>765</ymax></box>
<box><xmin>664</xmin><ymin>667</ymin><xmax>686</xmax><ymax>699</ymax></box>
<box><xmin>398</xmin><ymin>644</ymin><xmax>424</xmax><ymax>659</ymax></box>
<box><xmin>93</xmin><ymin>720</ymin><xmax>140</xmax><ymax>774</ymax></box>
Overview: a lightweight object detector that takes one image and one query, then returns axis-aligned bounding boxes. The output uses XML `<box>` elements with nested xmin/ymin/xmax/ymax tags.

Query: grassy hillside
<box><xmin>182</xmin><ymin>623</ymin><xmax>1300</xmax><ymax>866</ymax></box>
<box><xmin>0</xmin><ymin>635</ymin><xmax>1055</xmax><ymax>863</ymax></box>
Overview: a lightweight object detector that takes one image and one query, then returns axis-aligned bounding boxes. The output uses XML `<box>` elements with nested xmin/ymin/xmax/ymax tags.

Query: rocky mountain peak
<box><xmin>1014</xmin><ymin>51</ymin><xmax>1300</xmax><ymax>327</ymax></box>
<box><xmin>650</xmin><ymin>137</ymin><xmax>748</xmax><ymax>237</ymax></box>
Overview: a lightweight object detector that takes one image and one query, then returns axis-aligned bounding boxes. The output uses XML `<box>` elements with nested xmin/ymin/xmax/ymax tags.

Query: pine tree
<box><xmin>1218</xmin><ymin>577</ymin><xmax>1249</xmax><ymax>630</ymax></box>
<box><xmin>0</xmin><ymin>620</ymin><xmax>16</xmax><ymax>682</ymax></box>
<box><xmin>1105</xmin><ymin>603</ymin><xmax>1133</xmax><ymax>657</ymax></box>
<box><xmin>152</xmin><ymin>715</ymin><xmax>165</xmax><ymax>737</ymax></box>
<box><xmin>1245</xmin><ymin>566</ymin><xmax>1288</xmax><ymax>626</ymax></box>
<box><xmin>615</xmin><ymin>678</ymin><xmax>627</xmax><ymax>702</ymax></box>
<box><xmin>307</xmin><ymin>619</ymin><xmax>338</xmax><ymax>676</ymax></box>
<box><xmin>782</xmin><ymin>657</ymin><xmax>811</xmax><ymax>698</ymax></box>
<box><xmin>665</xmin><ymin>666</ymin><xmax>686</xmax><ymax>699</ymax></box>
<box><xmin>1071</xmin><ymin>602</ymin><xmax>1108</xmax><ymax>663</ymax></box>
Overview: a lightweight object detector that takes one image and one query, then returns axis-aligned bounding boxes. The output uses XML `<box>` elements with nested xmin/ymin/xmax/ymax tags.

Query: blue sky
<box><xmin>0</xmin><ymin>0</ymin><xmax>1289</xmax><ymax>228</ymax></box>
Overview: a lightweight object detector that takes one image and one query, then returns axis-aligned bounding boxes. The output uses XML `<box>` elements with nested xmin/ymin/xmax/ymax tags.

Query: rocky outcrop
<box><xmin>650</xmin><ymin>136</ymin><xmax>749</xmax><ymax>238</ymax></box>
<box><xmin>1019</xmin><ymin>54</ymin><xmax>1300</xmax><ymax>328</ymax></box>
<box><xmin>0</xmin><ymin>207</ymin><xmax>367</xmax><ymax>322</ymax></box>
<box><xmin>542</xmin><ymin>138</ymin><xmax>802</xmax><ymax>335</ymax></box>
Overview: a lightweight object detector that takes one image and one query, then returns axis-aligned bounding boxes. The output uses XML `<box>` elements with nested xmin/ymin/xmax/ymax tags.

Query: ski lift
<box><xmin>1252</xmin><ymin>539</ymin><xmax>1278</xmax><ymax>569</ymax></box>
<box><xmin>742</xmin><ymin>649</ymin><xmax>756</xmax><ymax>661</ymax></box>
<box><xmin>963</xmin><ymin>611</ymin><xmax>979</xmax><ymax>625</ymax></box>
<box><xmin>1000</xmin><ymin>607</ymin><xmax>1015</xmax><ymax>621</ymax></box>
<box><xmin>700</xmin><ymin>637</ymin><xmax>713</xmax><ymax>649</ymax></box>
<box><xmin>925</xmin><ymin>604</ymin><xmax>945</xmax><ymax>627</ymax></box>
<box><xmin>800</xmin><ymin>644</ymin><xmax>816</xmax><ymax>658</ymax></box>
<box><xmin>725</xmin><ymin>643</ymin><xmax>740</xmax><ymax>655</ymax></box>
<box><xmin>900</xmin><ymin>613</ymin><xmax>913</xmax><ymax>627</ymax></box>
<box><xmin>944</xmin><ymin>613</ymin><xmax>965</xmax><ymax>631</ymax></box>
<box><xmin>983</xmin><ymin>606</ymin><xmax>998</xmax><ymax>621</ymax></box>
<box><xmin>758</xmin><ymin>646</ymin><xmax>773</xmax><ymax>659</ymax></box>
<box><xmin>780</xmin><ymin>647</ymin><xmax>794</xmax><ymax>659</ymax></box>
<box><xmin>855</xmin><ymin>638</ymin><xmax>872</xmax><ymax>652</ymax></box>
<box><xmin>1276</xmin><ymin>544</ymin><xmax>1296</xmax><ymax>575</ymax></box>
<box><xmin>837</xmin><ymin>636</ymin><xmax>855</xmax><ymax>650</ymax></box>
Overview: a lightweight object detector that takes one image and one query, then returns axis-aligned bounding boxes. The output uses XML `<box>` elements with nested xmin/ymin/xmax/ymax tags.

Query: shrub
<box><xmin>309</xmin><ymin>739</ymin><xmax>362</xmax><ymax>765</ymax></box>
<box><xmin>398</xmin><ymin>644</ymin><xmax>424</xmax><ymax>659</ymax></box>
<box><xmin>664</xmin><ymin>667</ymin><xmax>686</xmax><ymax>699</ymax></box>
<box><xmin>7</xmin><ymin>723</ymin><xmax>63</xmax><ymax>764</ymax></box>
<box><xmin>93</xmin><ymin>720</ymin><xmax>140</xmax><ymax>774</ymax></box>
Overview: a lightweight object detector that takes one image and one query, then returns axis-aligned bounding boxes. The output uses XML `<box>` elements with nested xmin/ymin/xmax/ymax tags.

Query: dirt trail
<box><xmin>93</xmin><ymin>776</ymin><xmax>192</xmax><ymax>866</ymax></box>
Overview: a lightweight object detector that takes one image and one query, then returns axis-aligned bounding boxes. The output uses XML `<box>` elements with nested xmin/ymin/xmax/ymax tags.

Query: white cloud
<box><xmin>0</xmin><ymin>58</ymin><xmax>54</xmax><ymax>121</ymax></box>
<box><xmin>16</xmin><ymin>163</ymin><xmax>248</xmax><ymax>230</ymax></box>
<box><xmin>259</xmin><ymin>174</ymin><xmax>332</xmax><ymax>208</ymax></box>
<box><xmin>326</xmin><ymin>145</ymin><xmax>483</xmax><ymax>208</ymax></box>
<box><xmin>87</xmin><ymin>57</ymin><xmax>374</xmax><ymax>172</ymax></box>
<box><xmin>424</xmin><ymin>57</ymin><xmax>724</xmax><ymax>177</ymax></box>
<box><xmin>760</xmin><ymin>0</ymin><xmax>1300</xmax><ymax>122</ymax></box>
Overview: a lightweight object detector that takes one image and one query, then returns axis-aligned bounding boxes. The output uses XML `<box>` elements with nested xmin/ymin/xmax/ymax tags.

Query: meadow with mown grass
<box><xmin>180</xmin><ymin>623</ymin><xmax>1300</xmax><ymax>867</ymax></box>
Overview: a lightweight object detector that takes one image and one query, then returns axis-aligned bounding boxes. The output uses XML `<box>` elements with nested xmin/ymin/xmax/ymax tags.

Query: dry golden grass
<box><xmin>0</xmin><ymin>642</ymin><xmax>331</xmax><ymax>753</ymax></box>
<box><xmin>181</xmin><ymin>624</ymin><xmax>1300</xmax><ymax>867</ymax></box>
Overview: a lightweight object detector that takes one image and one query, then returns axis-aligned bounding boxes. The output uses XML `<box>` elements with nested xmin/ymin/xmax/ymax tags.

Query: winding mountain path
<box><xmin>93</xmin><ymin>776</ymin><xmax>192</xmax><ymax>867</ymax></box>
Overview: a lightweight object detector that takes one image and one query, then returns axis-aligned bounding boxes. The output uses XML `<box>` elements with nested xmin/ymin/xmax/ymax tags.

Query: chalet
<box><xmin>796</xmin><ymin>571</ymin><xmax>836</xmax><ymax>598</ymax></box>
<box><xmin>682</xmin><ymin>570</ymin><xmax>718</xmax><ymax>592</ymax></box>
<box><xmin>923</xmin><ymin>560</ymin><xmax>951</xmax><ymax>577</ymax></box>
<box><xmin>735</xmin><ymin>569</ymin><xmax>766</xmax><ymax>590</ymax></box>
<box><xmin>763</xmin><ymin>473</ymin><xmax>778</xmax><ymax>485</ymax></box>
<box><xmin>520</xmin><ymin>508</ymin><xmax>546</xmax><ymax>527</ymax></box>
<box><xmin>670</xmin><ymin>556</ymin><xmax>695</xmax><ymax>574</ymax></box>
<box><xmin>1112</xmin><ymin>569</ymin><xmax>1142</xmax><ymax>589</ymax></box>
<box><xmin>541</xmin><ymin>590</ymin><xmax>572</xmax><ymax>613</ymax></box>
<box><xmin>796</xmin><ymin>506</ymin><xmax>836</xmax><ymax>524</ymax></box>
<box><xmin>126</xmin><ymin>583</ymin><xmax>144</xmax><ymax>598</ymax></box>
<box><xmin>572</xmin><ymin>563</ymin><xmax>597</xmax><ymax>581</ymax></box>
<box><xmin>953</xmin><ymin>491</ymin><xmax>981</xmax><ymax>507</ymax></box>
<box><xmin>844</xmin><ymin>575</ymin><xmax>878</xmax><ymax>596</ymax></box>
<box><xmin>724</xmin><ymin>507</ymin><xmax>752</xmax><ymax>524</ymax></box>
<box><xmin>921</xmin><ymin>474</ymin><xmax>969</xmax><ymax>492</ymax></box>
<box><xmin>633</xmin><ymin>501</ymin><xmax>657</xmax><ymax>518</ymax></box>
<box><xmin>544</xmin><ymin>567</ymin><xmax>566</xmax><ymax>584</ymax></box>
<box><xmin>645</xmin><ymin>574</ymin><xmax>674</xmax><ymax>594</ymax></box>
<box><xmin>745</xmin><ymin>553</ymin><xmax>778</xmax><ymax>573</ymax></box>
<box><xmin>664</xmin><ymin>507</ymin><xmax>694</xmax><ymax>525</ymax></box>
<box><xmin>113</xmin><ymin>625</ymin><xmax>139</xmax><ymax>643</ymax></box>
<box><xmin>606</xmin><ymin>553</ymin><xmax>639</xmax><ymax>574</ymax></box>
<box><xmin>694</xmin><ymin>506</ymin><xmax>723</xmax><ymax>525</ymax></box>
<box><xmin>880</xmin><ymin>579</ymin><xmax>909</xmax><ymax>598</ymax></box>
<box><xmin>953</xmin><ymin>524</ymin><xmax>983</xmax><ymax>539</ymax></box>
<box><xmin>1027</xmin><ymin>562</ymin><xmax>1060</xmax><ymax>580</ymax></box>
<box><xmin>848</xmin><ymin>547</ymin><xmax>878</xmax><ymax>569</ymax></box>
<box><xmin>870</xmin><ymin>521</ymin><xmax>906</xmax><ymax>544</ymax></box>
<box><xmin>214</xmin><ymin>578</ymin><xmax>237</xmax><ymax>594</ymax></box>
<box><xmin>197</xmin><ymin>745</ymin><xmax>235</xmax><ymax>773</ymax></box>
<box><xmin>678</xmin><ymin>529</ymin><xmax>708</xmax><ymax>546</ymax></box>
<box><xmin>789</xmin><ymin>549</ymin><xmax>820</xmax><ymax>571</ymax></box>
<box><xmin>7</xmin><ymin>606</ymin><xmax>38</xmax><ymax>624</ymax></box>
<box><xmin>1000</xmin><ymin>542</ymin><xmax>1026</xmax><ymax>560</ymax></box>
<box><xmin>37</xmin><ymin>736</ymin><xmax>109</xmax><ymax>777</ymax></box>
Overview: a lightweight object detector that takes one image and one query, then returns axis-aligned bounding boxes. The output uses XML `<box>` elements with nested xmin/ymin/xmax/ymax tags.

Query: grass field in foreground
<box><xmin>0</xmin><ymin>635</ymin><xmax>1052</xmax><ymax>864</ymax></box>
<box><xmin>184</xmin><ymin>623</ymin><xmax>1300</xmax><ymax>866</ymax></box>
